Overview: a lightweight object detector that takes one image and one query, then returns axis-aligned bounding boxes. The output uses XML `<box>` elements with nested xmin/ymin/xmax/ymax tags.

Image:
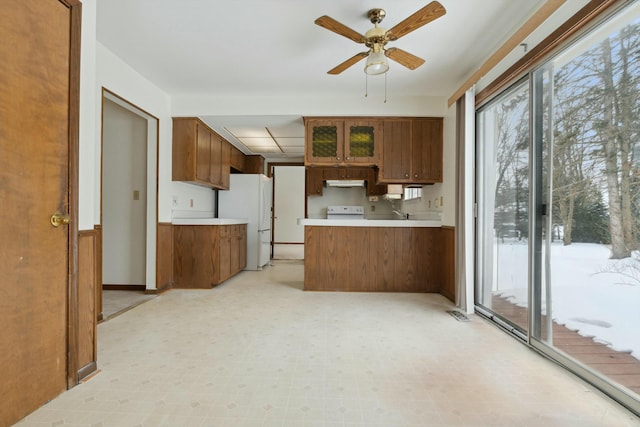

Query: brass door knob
<box><xmin>50</xmin><ymin>212</ymin><xmax>71</xmax><ymax>227</ymax></box>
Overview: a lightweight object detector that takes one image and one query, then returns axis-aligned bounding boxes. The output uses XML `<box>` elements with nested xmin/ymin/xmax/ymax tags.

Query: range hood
<box><xmin>325</xmin><ymin>180</ymin><xmax>365</xmax><ymax>188</ymax></box>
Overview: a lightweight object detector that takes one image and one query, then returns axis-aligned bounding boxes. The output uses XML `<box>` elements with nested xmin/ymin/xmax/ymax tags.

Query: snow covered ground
<box><xmin>493</xmin><ymin>241</ymin><xmax>640</xmax><ymax>359</ymax></box>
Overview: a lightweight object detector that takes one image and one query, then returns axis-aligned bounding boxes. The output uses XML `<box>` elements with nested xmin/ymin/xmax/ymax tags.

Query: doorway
<box><xmin>100</xmin><ymin>90</ymin><xmax>158</xmax><ymax>318</ymax></box>
<box><xmin>271</xmin><ymin>164</ymin><xmax>305</xmax><ymax>260</ymax></box>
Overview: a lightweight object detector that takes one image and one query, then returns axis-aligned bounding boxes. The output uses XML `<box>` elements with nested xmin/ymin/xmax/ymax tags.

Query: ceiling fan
<box><xmin>315</xmin><ymin>1</ymin><xmax>446</xmax><ymax>75</ymax></box>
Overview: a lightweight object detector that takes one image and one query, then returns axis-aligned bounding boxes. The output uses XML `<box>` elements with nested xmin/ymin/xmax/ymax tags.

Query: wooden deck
<box><xmin>491</xmin><ymin>294</ymin><xmax>640</xmax><ymax>396</ymax></box>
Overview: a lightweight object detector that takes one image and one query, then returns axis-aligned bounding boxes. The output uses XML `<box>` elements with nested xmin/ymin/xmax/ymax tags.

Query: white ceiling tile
<box><xmin>268</xmin><ymin>123</ymin><xmax>305</xmax><ymax>138</ymax></box>
<box><xmin>281</xmin><ymin>146</ymin><xmax>305</xmax><ymax>153</ymax></box>
<box><xmin>226</xmin><ymin>128</ymin><xmax>270</xmax><ymax>138</ymax></box>
<box><xmin>237</xmin><ymin>137</ymin><xmax>277</xmax><ymax>146</ymax></box>
<box><xmin>274</xmin><ymin>137</ymin><xmax>305</xmax><ymax>147</ymax></box>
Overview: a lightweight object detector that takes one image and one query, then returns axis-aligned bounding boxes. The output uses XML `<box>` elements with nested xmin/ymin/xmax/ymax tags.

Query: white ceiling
<box><xmin>96</xmin><ymin>0</ymin><xmax>547</xmax><ymax>158</ymax></box>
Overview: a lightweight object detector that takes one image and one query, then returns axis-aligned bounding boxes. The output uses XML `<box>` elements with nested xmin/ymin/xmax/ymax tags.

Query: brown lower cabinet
<box><xmin>173</xmin><ymin>224</ymin><xmax>247</xmax><ymax>288</ymax></box>
<box><xmin>304</xmin><ymin>226</ymin><xmax>441</xmax><ymax>292</ymax></box>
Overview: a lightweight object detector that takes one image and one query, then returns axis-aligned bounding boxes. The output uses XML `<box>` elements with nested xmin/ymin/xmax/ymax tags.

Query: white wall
<box><xmin>95</xmin><ymin>43</ymin><xmax>216</xmax><ymax>224</ymax></box>
<box><xmin>172</xmin><ymin>94</ymin><xmax>447</xmax><ymax>117</ymax></box>
<box><xmin>78</xmin><ymin>0</ymin><xmax>97</xmax><ymax>230</ymax></box>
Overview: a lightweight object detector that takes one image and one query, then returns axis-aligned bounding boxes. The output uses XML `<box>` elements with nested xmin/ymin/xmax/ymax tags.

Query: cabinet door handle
<box><xmin>336</xmin><ymin>157</ymin><xmax>341</xmax><ymax>161</ymax></box>
<box><xmin>345</xmin><ymin>156</ymin><xmax>350</xmax><ymax>161</ymax></box>
<box><xmin>404</xmin><ymin>173</ymin><xmax>409</xmax><ymax>178</ymax></box>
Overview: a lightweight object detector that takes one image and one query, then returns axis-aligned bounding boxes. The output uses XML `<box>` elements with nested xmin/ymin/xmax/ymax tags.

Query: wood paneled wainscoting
<box><xmin>304</xmin><ymin>225</ymin><xmax>456</xmax><ymax>299</ymax></box>
<box><xmin>157</xmin><ymin>223</ymin><xmax>174</xmax><ymax>292</ymax></box>
<box><xmin>304</xmin><ymin>226</ymin><xmax>441</xmax><ymax>292</ymax></box>
<box><xmin>78</xmin><ymin>228</ymin><xmax>100</xmax><ymax>381</ymax></box>
<box><xmin>440</xmin><ymin>226</ymin><xmax>455</xmax><ymax>302</ymax></box>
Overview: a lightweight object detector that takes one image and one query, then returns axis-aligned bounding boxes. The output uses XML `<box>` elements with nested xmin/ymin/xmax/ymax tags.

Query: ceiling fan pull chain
<box><xmin>384</xmin><ymin>72</ymin><xmax>387</xmax><ymax>103</ymax></box>
<box><xmin>365</xmin><ymin>74</ymin><xmax>368</xmax><ymax>98</ymax></box>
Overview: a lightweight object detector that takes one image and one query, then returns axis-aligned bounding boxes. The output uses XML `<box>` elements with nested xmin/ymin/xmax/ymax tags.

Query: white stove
<box><xmin>326</xmin><ymin>205</ymin><xmax>365</xmax><ymax>220</ymax></box>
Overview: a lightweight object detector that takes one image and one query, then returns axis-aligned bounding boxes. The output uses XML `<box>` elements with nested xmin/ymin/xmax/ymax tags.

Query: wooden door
<box><xmin>0</xmin><ymin>1</ymin><xmax>80</xmax><ymax>425</ymax></box>
<box><xmin>196</xmin><ymin>122</ymin><xmax>212</xmax><ymax>183</ymax></box>
<box><xmin>208</xmin><ymin>130</ymin><xmax>222</xmax><ymax>187</ymax></box>
<box><xmin>219</xmin><ymin>139</ymin><xmax>230</xmax><ymax>190</ymax></box>
<box><xmin>219</xmin><ymin>235</ymin><xmax>232</xmax><ymax>282</ymax></box>
<box><xmin>412</xmin><ymin>118</ymin><xmax>444</xmax><ymax>182</ymax></box>
<box><xmin>380</xmin><ymin>120</ymin><xmax>411</xmax><ymax>182</ymax></box>
<box><xmin>306</xmin><ymin>167</ymin><xmax>324</xmax><ymax>196</ymax></box>
<box><xmin>239</xmin><ymin>225</ymin><xmax>247</xmax><ymax>270</ymax></box>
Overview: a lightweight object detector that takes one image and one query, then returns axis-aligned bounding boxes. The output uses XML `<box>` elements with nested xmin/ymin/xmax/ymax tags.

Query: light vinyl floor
<box><xmin>16</xmin><ymin>260</ymin><xmax>640</xmax><ymax>426</ymax></box>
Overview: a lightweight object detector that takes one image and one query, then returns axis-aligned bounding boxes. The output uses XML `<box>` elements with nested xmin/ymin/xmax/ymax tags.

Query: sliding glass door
<box><xmin>476</xmin><ymin>1</ymin><xmax>640</xmax><ymax>413</ymax></box>
<box><xmin>532</xmin><ymin>4</ymin><xmax>640</xmax><ymax>405</ymax></box>
<box><xmin>476</xmin><ymin>80</ymin><xmax>530</xmax><ymax>336</ymax></box>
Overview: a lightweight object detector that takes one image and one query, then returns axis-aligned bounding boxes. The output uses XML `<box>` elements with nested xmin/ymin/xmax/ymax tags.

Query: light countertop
<box><xmin>172</xmin><ymin>218</ymin><xmax>249</xmax><ymax>225</ymax></box>
<box><xmin>297</xmin><ymin>219</ymin><xmax>442</xmax><ymax>227</ymax></box>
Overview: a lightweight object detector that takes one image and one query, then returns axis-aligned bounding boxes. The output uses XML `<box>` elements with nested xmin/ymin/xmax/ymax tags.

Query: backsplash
<box><xmin>307</xmin><ymin>186</ymin><xmax>398</xmax><ymax>220</ymax></box>
<box><xmin>402</xmin><ymin>183</ymin><xmax>443</xmax><ymax>221</ymax></box>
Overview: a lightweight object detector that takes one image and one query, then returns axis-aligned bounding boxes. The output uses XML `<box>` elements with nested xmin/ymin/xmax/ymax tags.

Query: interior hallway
<box><xmin>16</xmin><ymin>260</ymin><xmax>640</xmax><ymax>426</ymax></box>
<box><xmin>101</xmin><ymin>290</ymin><xmax>156</xmax><ymax>321</ymax></box>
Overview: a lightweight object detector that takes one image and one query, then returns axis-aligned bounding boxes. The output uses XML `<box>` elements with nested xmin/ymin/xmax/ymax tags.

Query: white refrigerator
<box><xmin>218</xmin><ymin>174</ymin><xmax>272</xmax><ymax>270</ymax></box>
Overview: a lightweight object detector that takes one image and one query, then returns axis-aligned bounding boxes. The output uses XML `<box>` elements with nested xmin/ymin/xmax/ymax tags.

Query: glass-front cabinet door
<box><xmin>305</xmin><ymin>119</ymin><xmax>344</xmax><ymax>165</ymax></box>
<box><xmin>344</xmin><ymin>119</ymin><xmax>380</xmax><ymax>164</ymax></box>
<box><xmin>304</xmin><ymin>118</ymin><xmax>380</xmax><ymax>166</ymax></box>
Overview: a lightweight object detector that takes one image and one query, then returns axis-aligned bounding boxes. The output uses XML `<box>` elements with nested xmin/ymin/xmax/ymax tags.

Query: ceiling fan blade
<box><xmin>327</xmin><ymin>52</ymin><xmax>369</xmax><ymax>74</ymax></box>
<box><xmin>385</xmin><ymin>48</ymin><xmax>425</xmax><ymax>70</ymax></box>
<box><xmin>315</xmin><ymin>15</ymin><xmax>367</xmax><ymax>43</ymax></box>
<box><xmin>386</xmin><ymin>1</ymin><xmax>446</xmax><ymax>41</ymax></box>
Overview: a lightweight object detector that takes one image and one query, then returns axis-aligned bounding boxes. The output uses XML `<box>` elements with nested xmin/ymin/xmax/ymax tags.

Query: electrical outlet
<box><xmin>189</xmin><ymin>199</ymin><xmax>194</xmax><ymax>208</ymax></box>
<box><xmin>369</xmin><ymin>196</ymin><xmax>379</xmax><ymax>202</ymax></box>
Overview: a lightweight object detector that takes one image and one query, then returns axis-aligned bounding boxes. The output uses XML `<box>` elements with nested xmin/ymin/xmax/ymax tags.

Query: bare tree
<box><xmin>550</xmin><ymin>23</ymin><xmax>640</xmax><ymax>257</ymax></box>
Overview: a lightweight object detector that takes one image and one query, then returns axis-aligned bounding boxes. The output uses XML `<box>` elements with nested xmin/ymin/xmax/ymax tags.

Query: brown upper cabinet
<box><xmin>229</xmin><ymin>145</ymin><xmax>265</xmax><ymax>175</ymax></box>
<box><xmin>304</xmin><ymin>118</ymin><xmax>381</xmax><ymax>166</ymax></box>
<box><xmin>230</xmin><ymin>144</ymin><xmax>246</xmax><ymax>172</ymax></box>
<box><xmin>244</xmin><ymin>155</ymin><xmax>265</xmax><ymax>174</ymax></box>
<box><xmin>379</xmin><ymin>117</ymin><xmax>443</xmax><ymax>184</ymax></box>
<box><xmin>172</xmin><ymin>117</ymin><xmax>230</xmax><ymax>190</ymax></box>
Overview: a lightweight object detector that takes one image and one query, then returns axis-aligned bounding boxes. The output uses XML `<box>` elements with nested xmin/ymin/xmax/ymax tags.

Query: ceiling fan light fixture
<box><xmin>364</xmin><ymin>50</ymin><xmax>389</xmax><ymax>75</ymax></box>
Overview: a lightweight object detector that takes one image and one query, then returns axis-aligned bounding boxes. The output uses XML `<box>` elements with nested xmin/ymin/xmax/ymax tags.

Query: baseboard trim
<box><xmin>102</xmin><ymin>284</ymin><xmax>145</xmax><ymax>291</ymax></box>
<box><xmin>145</xmin><ymin>282</ymin><xmax>172</xmax><ymax>295</ymax></box>
<box><xmin>77</xmin><ymin>361</ymin><xmax>97</xmax><ymax>382</ymax></box>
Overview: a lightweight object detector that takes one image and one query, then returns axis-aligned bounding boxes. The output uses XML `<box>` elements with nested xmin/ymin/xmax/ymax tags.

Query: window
<box><xmin>403</xmin><ymin>187</ymin><xmax>422</xmax><ymax>200</ymax></box>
